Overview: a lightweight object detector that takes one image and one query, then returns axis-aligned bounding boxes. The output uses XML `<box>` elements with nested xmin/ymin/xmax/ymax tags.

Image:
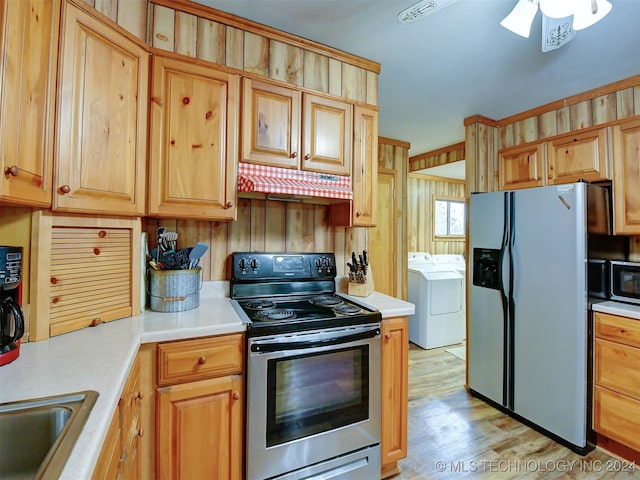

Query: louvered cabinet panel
<box><xmin>49</xmin><ymin>227</ymin><xmax>133</xmax><ymax>336</ymax></box>
<box><xmin>30</xmin><ymin>212</ymin><xmax>141</xmax><ymax>341</ymax></box>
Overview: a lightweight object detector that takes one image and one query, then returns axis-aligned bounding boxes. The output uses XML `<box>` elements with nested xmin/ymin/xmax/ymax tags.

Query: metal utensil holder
<box><xmin>148</xmin><ymin>268</ymin><xmax>202</xmax><ymax>312</ymax></box>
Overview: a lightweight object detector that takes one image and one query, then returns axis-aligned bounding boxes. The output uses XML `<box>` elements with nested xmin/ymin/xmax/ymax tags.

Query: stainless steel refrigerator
<box><xmin>468</xmin><ymin>182</ymin><xmax>609</xmax><ymax>454</ymax></box>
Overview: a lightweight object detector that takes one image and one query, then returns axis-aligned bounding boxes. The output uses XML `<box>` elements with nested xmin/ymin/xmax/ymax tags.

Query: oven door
<box><xmin>247</xmin><ymin>324</ymin><xmax>381</xmax><ymax>480</ymax></box>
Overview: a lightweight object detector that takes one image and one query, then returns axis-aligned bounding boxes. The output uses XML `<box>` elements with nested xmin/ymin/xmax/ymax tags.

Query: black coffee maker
<box><xmin>0</xmin><ymin>246</ymin><xmax>25</xmax><ymax>366</ymax></box>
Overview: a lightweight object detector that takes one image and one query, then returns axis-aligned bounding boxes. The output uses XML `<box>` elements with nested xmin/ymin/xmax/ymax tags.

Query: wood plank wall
<box><xmin>407</xmin><ymin>174</ymin><xmax>465</xmax><ymax>255</ymax></box>
<box><xmin>498</xmin><ymin>77</ymin><xmax>640</xmax><ymax>149</ymax></box>
<box><xmin>146</xmin><ymin>0</ymin><xmax>379</xmax><ymax>105</ymax></box>
<box><xmin>378</xmin><ymin>138</ymin><xmax>410</xmax><ymax>300</ymax></box>
<box><xmin>142</xmin><ymin>202</ymin><xmax>368</xmax><ymax>282</ymax></box>
<box><xmin>408</xmin><ymin>142</ymin><xmax>465</xmax><ymax>172</ymax></box>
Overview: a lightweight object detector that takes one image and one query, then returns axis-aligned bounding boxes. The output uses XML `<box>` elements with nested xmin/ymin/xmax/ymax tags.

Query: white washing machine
<box><xmin>407</xmin><ymin>253</ymin><xmax>465</xmax><ymax>349</ymax></box>
<box><xmin>432</xmin><ymin>254</ymin><xmax>467</xmax><ymax>314</ymax></box>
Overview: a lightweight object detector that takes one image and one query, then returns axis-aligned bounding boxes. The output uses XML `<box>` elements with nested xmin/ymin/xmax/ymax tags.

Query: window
<box><xmin>434</xmin><ymin>196</ymin><xmax>465</xmax><ymax>239</ymax></box>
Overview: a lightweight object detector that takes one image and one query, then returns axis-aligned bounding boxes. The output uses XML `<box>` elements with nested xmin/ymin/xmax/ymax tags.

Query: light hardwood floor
<box><xmin>394</xmin><ymin>343</ymin><xmax>639</xmax><ymax>479</ymax></box>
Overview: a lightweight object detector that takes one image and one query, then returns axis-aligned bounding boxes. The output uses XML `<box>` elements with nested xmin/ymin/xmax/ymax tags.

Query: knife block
<box><xmin>347</xmin><ymin>266</ymin><xmax>374</xmax><ymax>297</ymax></box>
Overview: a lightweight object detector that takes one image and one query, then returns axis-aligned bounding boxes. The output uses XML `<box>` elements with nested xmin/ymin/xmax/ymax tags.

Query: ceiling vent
<box><xmin>397</xmin><ymin>0</ymin><xmax>460</xmax><ymax>23</ymax></box>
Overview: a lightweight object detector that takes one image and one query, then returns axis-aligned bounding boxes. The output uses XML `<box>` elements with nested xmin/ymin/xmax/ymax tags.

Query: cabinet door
<box><xmin>242</xmin><ymin>78</ymin><xmax>301</xmax><ymax>168</ymax></box>
<box><xmin>547</xmin><ymin>127</ymin><xmax>609</xmax><ymax>185</ymax></box>
<box><xmin>351</xmin><ymin>105</ymin><xmax>378</xmax><ymax>226</ymax></box>
<box><xmin>330</xmin><ymin>106</ymin><xmax>378</xmax><ymax>227</ymax></box>
<box><xmin>594</xmin><ymin>386</ymin><xmax>640</xmax><ymax>452</ymax></box>
<box><xmin>612</xmin><ymin>118</ymin><xmax>640</xmax><ymax>234</ymax></box>
<box><xmin>157</xmin><ymin>376</ymin><xmax>243</xmax><ymax>480</ymax></box>
<box><xmin>55</xmin><ymin>1</ymin><xmax>148</xmax><ymax>215</ymax></box>
<box><xmin>498</xmin><ymin>143</ymin><xmax>544</xmax><ymax>190</ymax></box>
<box><xmin>149</xmin><ymin>55</ymin><xmax>239</xmax><ymax>220</ymax></box>
<box><xmin>92</xmin><ymin>405</ymin><xmax>121</xmax><ymax>480</ymax></box>
<box><xmin>120</xmin><ymin>354</ymin><xmax>142</xmax><ymax>480</ymax></box>
<box><xmin>302</xmin><ymin>94</ymin><xmax>352</xmax><ymax>175</ymax></box>
<box><xmin>381</xmin><ymin>317</ymin><xmax>408</xmax><ymax>477</ymax></box>
<box><xmin>0</xmin><ymin>0</ymin><xmax>60</xmax><ymax>207</ymax></box>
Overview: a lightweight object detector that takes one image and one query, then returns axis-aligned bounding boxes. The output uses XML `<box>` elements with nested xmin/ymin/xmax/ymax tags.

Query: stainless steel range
<box><xmin>230</xmin><ymin>252</ymin><xmax>382</xmax><ymax>480</ymax></box>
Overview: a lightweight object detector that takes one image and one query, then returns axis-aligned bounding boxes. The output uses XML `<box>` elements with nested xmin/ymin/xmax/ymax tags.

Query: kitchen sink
<box><xmin>0</xmin><ymin>390</ymin><xmax>99</xmax><ymax>480</ymax></box>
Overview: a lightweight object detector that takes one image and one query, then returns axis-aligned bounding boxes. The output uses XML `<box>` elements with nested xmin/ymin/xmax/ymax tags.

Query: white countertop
<box><xmin>592</xmin><ymin>300</ymin><xmax>640</xmax><ymax>320</ymax></box>
<box><xmin>0</xmin><ymin>281</ymin><xmax>413</xmax><ymax>479</ymax></box>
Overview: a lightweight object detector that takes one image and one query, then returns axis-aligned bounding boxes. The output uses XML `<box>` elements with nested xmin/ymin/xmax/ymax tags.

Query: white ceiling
<box><xmin>193</xmin><ymin>0</ymin><xmax>640</xmax><ymax>163</ymax></box>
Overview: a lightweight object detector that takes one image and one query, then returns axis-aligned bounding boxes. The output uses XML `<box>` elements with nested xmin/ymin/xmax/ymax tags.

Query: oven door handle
<box><xmin>250</xmin><ymin>327</ymin><xmax>380</xmax><ymax>353</ymax></box>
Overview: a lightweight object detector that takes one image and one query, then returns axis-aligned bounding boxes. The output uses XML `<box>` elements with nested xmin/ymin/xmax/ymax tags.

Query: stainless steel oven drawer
<box><xmin>270</xmin><ymin>445</ymin><xmax>381</xmax><ymax>480</ymax></box>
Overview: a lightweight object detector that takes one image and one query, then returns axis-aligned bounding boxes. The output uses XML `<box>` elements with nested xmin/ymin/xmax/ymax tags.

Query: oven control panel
<box><xmin>232</xmin><ymin>252</ymin><xmax>336</xmax><ymax>280</ymax></box>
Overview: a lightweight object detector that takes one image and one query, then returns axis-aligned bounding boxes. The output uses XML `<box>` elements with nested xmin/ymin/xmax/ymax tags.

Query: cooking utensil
<box><xmin>174</xmin><ymin>247</ymin><xmax>192</xmax><ymax>269</ymax></box>
<box><xmin>155</xmin><ymin>227</ymin><xmax>166</xmax><ymax>261</ymax></box>
<box><xmin>163</xmin><ymin>232</ymin><xmax>178</xmax><ymax>251</ymax></box>
<box><xmin>188</xmin><ymin>242</ymin><xmax>208</xmax><ymax>269</ymax></box>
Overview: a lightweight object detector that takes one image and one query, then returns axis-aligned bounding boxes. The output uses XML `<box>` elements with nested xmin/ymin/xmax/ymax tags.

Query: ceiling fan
<box><xmin>500</xmin><ymin>0</ymin><xmax>612</xmax><ymax>51</ymax></box>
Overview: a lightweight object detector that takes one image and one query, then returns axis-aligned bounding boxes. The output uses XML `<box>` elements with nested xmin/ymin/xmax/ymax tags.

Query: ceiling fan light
<box><xmin>539</xmin><ymin>0</ymin><xmax>578</xmax><ymax>19</ymax></box>
<box><xmin>500</xmin><ymin>0</ymin><xmax>539</xmax><ymax>38</ymax></box>
<box><xmin>573</xmin><ymin>0</ymin><xmax>612</xmax><ymax>30</ymax></box>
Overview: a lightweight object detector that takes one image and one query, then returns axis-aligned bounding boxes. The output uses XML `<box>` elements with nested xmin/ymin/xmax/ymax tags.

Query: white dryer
<box><xmin>408</xmin><ymin>253</ymin><xmax>465</xmax><ymax>349</ymax></box>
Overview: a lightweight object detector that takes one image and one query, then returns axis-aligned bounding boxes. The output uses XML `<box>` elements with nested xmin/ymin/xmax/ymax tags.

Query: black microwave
<box><xmin>588</xmin><ymin>259</ymin><xmax>609</xmax><ymax>300</ymax></box>
<box><xmin>610</xmin><ymin>261</ymin><xmax>640</xmax><ymax>305</ymax></box>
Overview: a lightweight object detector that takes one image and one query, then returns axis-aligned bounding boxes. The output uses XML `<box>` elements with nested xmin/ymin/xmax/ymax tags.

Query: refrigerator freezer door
<box><xmin>468</xmin><ymin>191</ymin><xmax>509</xmax><ymax>406</ymax></box>
<box><xmin>511</xmin><ymin>183</ymin><xmax>588</xmax><ymax>448</ymax></box>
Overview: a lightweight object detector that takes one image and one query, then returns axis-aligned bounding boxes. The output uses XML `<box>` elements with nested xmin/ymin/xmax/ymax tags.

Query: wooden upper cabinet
<box><xmin>612</xmin><ymin>117</ymin><xmax>640</xmax><ymax>235</ymax></box>
<box><xmin>241</xmin><ymin>79</ymin><xmax>353</xmax><ymax>176</ymax></box>
<box><xmin>547</xmin><ymin>127</ymin><xmax>610</xmax><ymax>185</ymax></box>
<box><xmin>148</xmin><ymin>55</ymin><xmax>239</xmax><ymax>220</ymax></box>
<box><xmin>498</xmin><ymin>143</ymin><xmax>545</xmax><ymax>190</ymax></box>
<box><xmin>350</xmin><ymin>106</ymin><xmax>377</xmax><ymax>226</ymax></box>
<box><xmin>302</xmin><ymin>93</ymin><xmax>352</xmax><ymax>175</ymax></box>
<box><xmin>55</xmin><ymin>1</ymin><xmax>148</xmax><ymax>215</ymax></box>
<box><xmin>242</xmin><ymin>78</ymin><xmax>301</xmax><ymax>169</ymax></box>
<box><xmin>330</xmin><ymin>105</ymin><xmax>378</xmax><ymax>227</ymax></box>
<box><xmin>0</xmin><ymin>0</ymin><xmax>60</xmax><ymax>207</ymax></box>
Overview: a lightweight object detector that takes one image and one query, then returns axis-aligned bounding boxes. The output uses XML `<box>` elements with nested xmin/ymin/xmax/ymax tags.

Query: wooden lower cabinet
<box><xmin>381</xmin><ymin>316</ymin><xmax>408</xmax><ymax>478</ymax></box>
<box><xmin>593</xmin><ymin>312</ymin><xmax>640</xmax><ymax>462</ymax></box>
<box><xmin>155</xmin><ymin>334</ymin><xmax>244</xmax><ymax>480</ymax></box>
<box><xmin>93</xmin><ymin>353</ymin><xmax>143</xmax><ymax>480</ymax></box>
<box><xmin>157</xmin><ymin>375</ymin><xmax>243</xmax><ymax>479</ymax></box>
<box><xmin>612</xmin><ymin>117</ymin><xmax>640</xmax><ymax>234</ymax></box>
<box><xmin>93</xmin><ymin>405</ymin><xmax>121</xmax><ymax>479</ymax></box>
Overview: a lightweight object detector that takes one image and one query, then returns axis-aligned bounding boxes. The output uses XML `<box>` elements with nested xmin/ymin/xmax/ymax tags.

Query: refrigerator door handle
<box><xmin>498</xmin><ymin>192</ymin><xmax>510</xmax><ymax>407</ymax></box>
<box><xmin>507</xmin><ymin>191</ymin><xmax>516</xmax><ymax>410</ymax></box>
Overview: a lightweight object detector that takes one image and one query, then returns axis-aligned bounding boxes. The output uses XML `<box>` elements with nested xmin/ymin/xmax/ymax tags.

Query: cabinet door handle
<box><xmin>5</xmin><ymin>165</ymin><xmax>19</xmax><ymax>176</ymax></box>
<box><xmin>138</xmin><ymin>427</ymin><xmax>144</xmax><ymax>438</ymax></box>
<box><xmin>90</xmin><ymin>318</ymin><xmax>103</xmax><ymax>327</ymax></box>
<box><xmin>356</xmin><ymin>211</ymin><xmax>362</xmax><ymax>217</ymax></box>
<box><xmin>198</xmin><ymin>356</ymin><xmax>207</xmax><ymax>365</ymax></box>
<box><xmin>304</xmin><ymin>154</ymin><xmax>311</xmax><ymax>160</ymax></box>
<box><xmin>290</xmin><ymin>152</ymin><xmax>298</xmax><ymax>158</ymax></box>
<box><xmin>384</xmin><ymin>333</ymin><xmax>391</xmax><ymax>341</ymax></box>
<box><xmin>59</xmin><ymin>185</ymin><xmax>71</xmax><ymax>194</ymax></box>
<box><xmin>136</xmin><ymin>391</ymin><xmax>144</xmax><ymax>400</ymax></box>
<box><xmin>225</xmin><ymin>201</ymin><xmax>234</xmax><ymax>209</ymax></box>
<box><xmin>232</xmin><ymin>391</ymin><xmax>240</xmax><ymax>400</ymax></box>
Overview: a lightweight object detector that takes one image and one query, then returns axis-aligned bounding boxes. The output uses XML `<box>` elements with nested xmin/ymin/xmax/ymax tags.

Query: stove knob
<box><xmin>250</xmin><ymin>258</ymin><xmax>260</xmax><ymax>270</ymax></box>
<box><xmin>238</xmin><ymin>258</ymin><xmax>247</xmax><ymax>271</ymax></box>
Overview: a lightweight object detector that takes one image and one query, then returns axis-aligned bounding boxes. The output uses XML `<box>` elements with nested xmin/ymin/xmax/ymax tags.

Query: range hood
<box><xmin>237</xmin><ymin>163</ymin><xmax>353</xmax><ymax>203</ymax></box>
